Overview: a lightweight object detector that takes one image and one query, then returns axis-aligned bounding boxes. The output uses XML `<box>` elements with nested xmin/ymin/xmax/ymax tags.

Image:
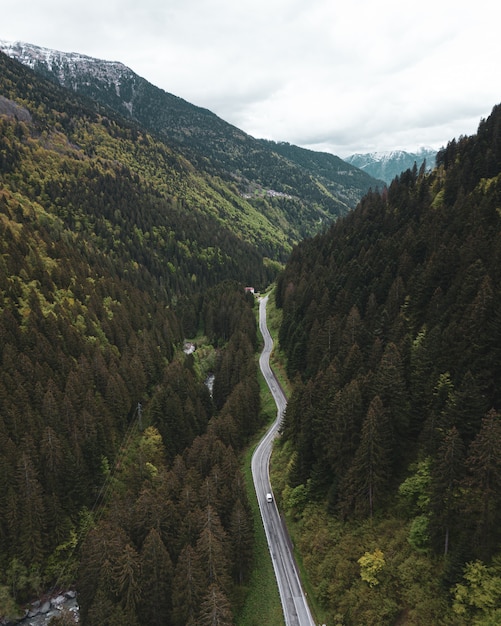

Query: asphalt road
<box><xmin>252</xmin><ymin>295</ymin><xmax>316</xmax><ymax>626</ymax></box>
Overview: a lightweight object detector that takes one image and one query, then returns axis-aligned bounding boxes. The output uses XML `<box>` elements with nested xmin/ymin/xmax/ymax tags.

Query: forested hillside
<box><xmin>0</xmin><ymin>50</ymin><xmax>269</xmax><ymax>624</ymax></box>
<box><xmin>275</xmin><ymin>105</ymin><xmax>501</xmax><ymax>624</ymax></box>
<box><xmin>0</xmin><ymin>51</ymin><xmax>291</xmax><ymax>280</ymax></box>
<box><xmin>0</xmin><ymin>41</ymin><xmax>383</xmax><ymax>242</ymax></box>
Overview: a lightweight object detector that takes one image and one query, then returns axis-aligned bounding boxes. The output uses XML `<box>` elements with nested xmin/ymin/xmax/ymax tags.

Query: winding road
<box><xmin>252</xmin><ymin>295</ymin><xmax>316</xmax><ymax>626</ymax></box>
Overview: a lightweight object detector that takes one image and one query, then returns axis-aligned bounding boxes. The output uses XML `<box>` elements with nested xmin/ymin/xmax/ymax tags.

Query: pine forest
<box><xmin>0</xmin><ymin>50</ymin><xmax>267</xmax><ymax>625</ymax></box>
<box><xmin>275</xmin><ymin>104</ymin><xmax>501</xmax><ymax>624</ymax></box>
<box><xmin>1</xmin><ymin>43</ymin><xmax>501</xmax><ymax>626</ymax></box>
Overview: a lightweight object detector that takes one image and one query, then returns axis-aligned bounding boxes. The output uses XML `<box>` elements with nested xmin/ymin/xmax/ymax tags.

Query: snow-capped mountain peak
<box><xmin>345</xmin><ymin>148</ymin><xmax>437</xmax><ymax>184</ymax></box>
<box><xmin>1</xmin><ymin>40</ymin><xmax>128</xmax><ymax>78</ymax></box>
<box><xmin>0</xmin><ymin>39</ymin><xmax>137</xmax><ymax>108</ymax></box>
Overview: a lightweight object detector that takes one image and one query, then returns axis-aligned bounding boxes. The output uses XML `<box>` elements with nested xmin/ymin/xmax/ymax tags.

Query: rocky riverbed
<box><xmin>2</xmin><ymin>591</ymin><xmax>79</xmax><ymax>626</ymax></box>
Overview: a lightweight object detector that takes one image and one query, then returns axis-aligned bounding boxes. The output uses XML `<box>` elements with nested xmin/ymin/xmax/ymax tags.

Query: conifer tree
<box><xmin>196</xmin><ymin>505</ymin><xmax>231</xmax><ymax>595</ymax></box>
<box><xmin>114</xmin><ymin>543</ymin><xmax>141</xmax><ymax>614</ymax></box>
<box><xmin>40</xmin><ymin>425</ymin><xmax>64</xmax><ymax>492</ymax></box>
<box><xmin>373</xmin><ymin>342</ymin><xmax>409</xmax><ymax>452</ymax></box>
<box><xmin>138</xmin><ymin>528</ymin><xmax>173</xmax><ymax>626</ymax></box>
<box><xmin>171</xmin><ymin>544</ymin><xmax>204</xmax><ymax>626</ymax></box>
<box><xmin>429</xmin><ymin>426</ymin><xmax>465</xmax><ymax>556</ymax></box>
<box><xmin>198</xmin><ymin>583</ymin><xmax>233</xmax><ymax>626</ymax></box>
<box><xmin>133</xmin><ymin>470</ymin><xmax>179</xmax><ymax>548</ymax></box>
<box><xmin>85</xmin><ymin>585</ymin><xmax>117</xmax><ymax>626</ymax></box>
<box><xmin>16</xmin><ymin>452</ymin><xmax>46</xmax><ymax>564</ymax></box>
<box><xmin>463</xmin><ymin>409</ymin><xmax>501</xmax><ymax>560</ymax></box>
<box><xmin>229</xmin><ymin>498</ymin><xmax>253</xmax><ymax>584</ymax></box>
<box><xmin>324</xmin><ymin>378</ymin><xmax>364</xmax><ymax>489</ymax></box>
<box><xmin>77</xmin><ymin>522</ymin><xmax>128</xmax><ymax>624</ymax></box>
<box><xmin>340</xmin><ymin>395</ymin><xmax>392</xmax><ymax>519</ymax></box>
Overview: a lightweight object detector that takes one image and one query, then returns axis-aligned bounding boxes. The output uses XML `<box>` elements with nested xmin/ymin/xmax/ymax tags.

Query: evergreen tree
<box><xmin>171</xmin><ymin>545</ymin><xmax>204</xmax><ymax>626</ymax></box>
<box><xmin>196</xmin><ymin>505</ymin><xmax>231</xmax><ymax>595</ymax></box>
<box><xmin>322</xmin><ymin>378</ymin><xmax>364</xmax><ymax>501</ymax></box>
<box><xmin>133</xmin><ymin>470</ymin><xmax>179</xmax><ymax>549</ymax></box>
<box><xmin>16</xmin><ymin>452</ymin><xmax>46</xmax><ymax>565</ymax></box>
<box><xmin>198</xmin><ymin>583</ymin><xmax>233</xmax><ymax>626</ymax></box>
<box><xmin>138</xmin><ymin>528</ymin><xmax>173</xmax><ymax>626</ymax></box>
<box><xmin>77</xmin><ymin>522</ymin><xmax>129</xmax><ymax>625</ymax></box>
<box><xmin>340</xmin><ymin>395</ymin><xmax>392</xmax><ymax>519</ymax></box>
<box><xmin>113</xmin><ymin>543</ymin><xmax>141</xmax><ymax>614</ymax></box>
<box><xmin>373</xmin><ymin>341</ymin><xmax>409</xmax><ymax>467</ymax></box>
<box><xmin>40</xmin><ymin>425</ymin><xmax>64</xmax><ymax>493</ymax></box>
<box><xmin>429</xmin><ymin>426</ymin><xmax>465</xmax><ymax>556</ymax></box>
<box><xmin>85</xmin><ymin>586</ymin><xmax>118</xmax><ymax>626</ymax></box>
<box><xmin>228</xmin><ymin>499</ymin><xmax>254</xmax><ymax>584</ymax></box>
<box><xmin>463</xmin><ymin>409</ymin><xmax>501</xmax><ymax>560</ymax></box>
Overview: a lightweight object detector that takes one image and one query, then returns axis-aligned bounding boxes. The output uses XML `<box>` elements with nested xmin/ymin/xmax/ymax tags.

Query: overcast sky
<box><xmin>2</xmin><ymin>0</ymin><xmax>500</xmax><ymax>157</ymax></box>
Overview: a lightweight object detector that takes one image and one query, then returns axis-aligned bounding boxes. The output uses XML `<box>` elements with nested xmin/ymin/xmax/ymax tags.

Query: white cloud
<box><xmin>2</xmin><ymin>0</ymin><xmax>500</xmax><ymax>156</ymax></box>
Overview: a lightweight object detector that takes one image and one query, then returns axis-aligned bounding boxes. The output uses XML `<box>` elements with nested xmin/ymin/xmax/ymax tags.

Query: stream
<box><xmin>4</xmin><ymin>591</ymin><xmax>79</xmax><ymax>625</ymax></box>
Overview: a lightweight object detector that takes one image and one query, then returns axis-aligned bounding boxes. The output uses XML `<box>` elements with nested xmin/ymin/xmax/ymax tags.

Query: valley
<box><xmin>253</xmin><ymin>295</ymin><xmax>315</xmax><ymax>626</ymax></box>
<box><xmin>1</xmin><ymin>39</ymin><xmax>501</xmax><ymax>626</ymax></box>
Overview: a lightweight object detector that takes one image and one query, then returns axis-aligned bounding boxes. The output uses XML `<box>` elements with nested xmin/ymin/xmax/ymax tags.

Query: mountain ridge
<box><xmin>345</xmin><ymin>146</ymin><xmax>437</xmax><ymax>183</ymax></box>
<box><xmin>0</xmin><ymin>39</ymin><xmax>383</xmax><ymax>240</ymax></box>
<box><xmin>0</xmin><ymin>49</ymin><xmax>283</xmax><ymax>292</ymax></box>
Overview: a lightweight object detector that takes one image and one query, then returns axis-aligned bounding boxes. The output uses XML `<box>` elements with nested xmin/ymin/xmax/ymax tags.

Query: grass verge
<box><xmin>263</xmin><ymin>288</ymin><xmax>291</xmax><ymax>397</ymax></box>
<box><xmin>236</xmin><ymin>423</ymin><xmax>285</xmax><ymax>626</ymax></box>
<box><xmin>238</xmin><ymin>289</ymin><xmax>325</xmax><ymax>625</ymax></box>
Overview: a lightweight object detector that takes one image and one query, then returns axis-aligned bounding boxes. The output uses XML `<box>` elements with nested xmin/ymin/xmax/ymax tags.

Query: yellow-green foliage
<box><xmin>0</xmin><ymin>72</ymin><xmax>291</xmax><ymax>287</ymax></box>
<box><xmin>453</xmin><ymin>559</ymin><xmax>501</xmax><ymax>625</ymax></box>
<box><xmin>358</xmin><ymin>548</ymin><xmax>386</xmax><ymax>587</ymax></box>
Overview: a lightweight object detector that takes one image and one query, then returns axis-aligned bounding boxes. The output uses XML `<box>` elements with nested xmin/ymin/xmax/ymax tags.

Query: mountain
<box><xmin>0</xmin><ymin>40</ymin><xmax>383</xmax><ymax>240</ymax></box>
<box><xmin>0</xmin><ymin>49</ymin><xmax>268</xmax><ymax>622</ymax></box>
<box><xmin>275</xmin><ymin>104</ymin><xmax>501</xmax><ymax>623</ymax></box>
<box><xmin>345</xmin><ymin>147</ymin><xmax>437</xmax><ymax>183</ymax></box>
<box><xmin>0</xmin><ymin>45</ymin><xmax>295</xmax><ymax>276</ymax></box>
<box><xmin>259</xmin><ymin>139</ymin><xmax>385</xmax><ymax>206</ymax></box>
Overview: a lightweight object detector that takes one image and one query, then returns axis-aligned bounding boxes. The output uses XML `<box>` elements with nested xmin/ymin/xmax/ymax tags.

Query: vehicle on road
<box><xmin>266</xmin><ymin>492</ymin><xmax>273</xmax><ymax>503</ymax></box>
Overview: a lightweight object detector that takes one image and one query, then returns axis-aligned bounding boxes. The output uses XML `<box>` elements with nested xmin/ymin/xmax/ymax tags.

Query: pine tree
<box><xmin>322</xmin><ymin>378</ymin><xmax>364</xmax><ymax>501</ymax></box>
<box><xmin>463</xmin><ymin>409</ymin><xmax>501</xmax><ymax>560</ymax></box>
<box><xmin>114</xmin><ymin>543</ymin><xmax>140</xmax><ymax>614</ymax></box>
<box><xmin>340</xmin><ymin>395</ymin><xmax>392</xmax><ymax>519</ymax></box>
<box><xmin>340</xmin><ymin>305</ymin><xmax>365</xmax><ymax>359</ymax></box>
<box><xmin>373</xmin><ymin>342</ymin><xmax>409</xmax><ymax>455</ymax></box>
<box><xmin>133</xmin><ymin>470</ymin><xmax>179</xmax><ymax>548</ymax></box>
<box><xmin>171</xmin><ymin>544</ymin><xmax>204</xmax><ymax>626</ymax></box>
<box><xmin>429</xmin><ymin>426</ymin><xmax>465</xmax><ymax>556</ymax></box>
<box><xmin>16</xmin><ymin>451</ymin><xmax>46</xmax><ymax>564</ymax></box>
<box><xmin>449</xmin><ymin>371</ymin><xmax>488</xmax><ymax>444</ymax></box>
<box><xmin>40</xmin><ymin>425</ymin><xmax>64</xmax><ymax>492</ymax></box>
<box><xmin>196</xmin><ymin>505</ymin><xmax>231</xmax><ymax>595</ymax></box>
<box><xmin>228</xmin><ymin>499</ymin><xmax>253</xmax><ymax>584</ymax></box>
<box><xmin>77</xmin><ymin>521</ymin><xmax>128</xmax><ymax>624</ymax></box>
<box><xmin>138</xmin><ymin>528</ymin><xmax>173</xmax><ymax>626</ymax></box>
<box><xmin>198</xmin><ymin>583</ymin><xmax>233</xmax><ymax>626</ymax></box>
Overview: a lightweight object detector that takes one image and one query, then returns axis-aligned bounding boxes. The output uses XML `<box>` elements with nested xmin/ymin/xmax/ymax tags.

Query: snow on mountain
<box><xmin>1</xmin><ymin>39</ymin><xmax>416</xmax><ymax>196</ymax></box>
<box><xmin>345</xmin><ymin>148</ymin><xmax>437</xmax><ymax>184</ymax></box>
<box><xmin>0</xmin><ymin>39</ymin><xmax>138</xmax><ymax>110</ymax></box>
<box><xmin>0</xmin><ymin>40</ymin><xmax>129</xmax><ymax>82</ymax></box>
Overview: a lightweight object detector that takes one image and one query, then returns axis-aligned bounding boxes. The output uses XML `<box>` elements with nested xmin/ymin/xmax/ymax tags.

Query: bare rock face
<box><xmin>0</xmin><ymin>95</ymin><xmax>32</xmax><ymax>122</ymax></box>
